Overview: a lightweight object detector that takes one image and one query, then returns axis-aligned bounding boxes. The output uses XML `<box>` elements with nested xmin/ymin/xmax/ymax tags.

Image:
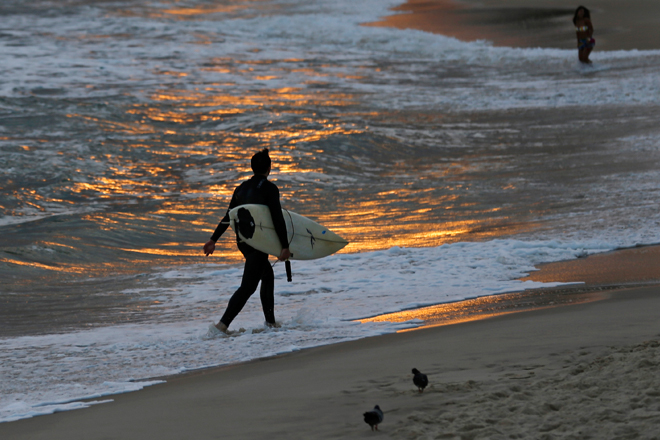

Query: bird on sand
<box><xmin>363</xmin><ymin>405</ymin><xmax>384</xmax><ymax>431</ymax></box>
<box><xmin>412</xmin><ymin>368</ymin><xmax>428</xmax><ymax>392</ymax></box>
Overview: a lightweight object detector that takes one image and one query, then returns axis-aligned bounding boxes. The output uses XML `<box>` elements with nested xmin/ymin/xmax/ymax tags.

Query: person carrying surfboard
<box><xmin>203</xmin><ymin>149</ymin><xmax>291</xmax><ymax>334</ymax></box>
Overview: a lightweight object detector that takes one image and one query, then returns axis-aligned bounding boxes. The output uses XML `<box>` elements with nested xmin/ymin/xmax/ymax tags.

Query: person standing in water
<box><xmin>203</xmin><ymin>149</ymin><xmax>291</xmax><ymax>334</ymax></box>
<box><xmin>574</xmin><ymin>6</ymin><xmax>595</xmax><ymax>64</ymax></box>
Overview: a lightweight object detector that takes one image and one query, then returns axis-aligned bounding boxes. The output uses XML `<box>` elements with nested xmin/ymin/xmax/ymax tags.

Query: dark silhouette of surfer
<box><xmin>203</xmin><ymin>149</ymin><xmax>291</xmax><ymax>334</ymax></box>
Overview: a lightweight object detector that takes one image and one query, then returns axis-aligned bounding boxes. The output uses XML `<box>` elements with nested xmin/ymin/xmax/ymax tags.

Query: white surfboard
<box><xmin>228</xmin><ymin>204</ymin><xmax>348</xmax><ymax>260</ymax></box>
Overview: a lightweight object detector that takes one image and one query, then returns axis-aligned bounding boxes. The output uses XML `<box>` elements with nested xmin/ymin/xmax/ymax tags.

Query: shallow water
<box><xmin>2</xmin><ymin>0</ymin><xmax>660</xmax><ymax>423</ymax></box>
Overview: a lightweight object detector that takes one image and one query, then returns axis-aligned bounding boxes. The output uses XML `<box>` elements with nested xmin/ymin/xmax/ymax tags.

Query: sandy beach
<box><xmin>366</xmin><ymin>0</ymin><xmax>660</xmax><ymax>51</ymax></box>
<box><xmin>2</xmin><ymin>266</ymin><xmax>659</xmax><ymax>439</ymax></box>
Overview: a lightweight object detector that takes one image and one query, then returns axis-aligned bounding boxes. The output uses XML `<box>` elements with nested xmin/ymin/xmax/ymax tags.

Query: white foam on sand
<box><xmin>3</xmin><ymin>234</ymin><xmax>660</xmax><ymax>423</ymax></box>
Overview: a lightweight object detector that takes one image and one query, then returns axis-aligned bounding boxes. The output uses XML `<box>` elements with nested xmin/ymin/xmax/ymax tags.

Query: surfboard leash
<box><xmin>283</xmin><ymin>209</ymin><xmax>294</xmax><ymax>282</ymax></box>
<box><xmin>271</xmin><ymin>259</ymin><xmax>293</xmax><ymax>282</ymax></box>
<box><xmin>285</xmin><ymin>260</ymin><xmax>292</xmax><ymax>282</ymax></box>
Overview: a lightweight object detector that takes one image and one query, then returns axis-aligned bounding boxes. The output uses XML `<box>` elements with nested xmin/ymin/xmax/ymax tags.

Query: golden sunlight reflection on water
<box><xmin>113</xmin><ymin>1</ymin><xmax>269</xmax><ymax>20</ymax></box>
<box><xmin>359</xmin><ymin>289</ymin><xmax>605</xmax><ymax>332</ymax></box>
<box><xmin>333</xmin><ymin>218</ymin><xmax>535</xmax><ymax>255</ymax></box>
<box><xmin>54</xmin><ymin>78</ymin><xmax>545</xmax><ymax>276</ymax></box>
<box><xmin>360</xmin><ymin>296</ymin><xmax>521</xmax><ymax>327</ymax></box>
<box><xmin>0</xmin><ymin>257</ymin><xmax>88</xmax><ymax>274</ymax></box>
<box><xmin>118</xmin><ymin>246</ymin><xmax>213</xmax><ymax>257</ymax></box>
<box><xmin>147</xmin><ymin>88</ymin><xmax>357</xmax><ymax>110</ymax></box>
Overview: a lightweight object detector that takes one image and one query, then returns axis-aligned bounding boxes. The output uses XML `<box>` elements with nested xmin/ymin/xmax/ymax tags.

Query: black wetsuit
<box><xmin>210</xmin><ymin>175</ymin><xmax>289</xmax><ymax>327</ymax></box>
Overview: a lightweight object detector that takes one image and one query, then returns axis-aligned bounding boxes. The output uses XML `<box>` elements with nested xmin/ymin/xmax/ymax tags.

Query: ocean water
<box><xmin>2</xmin><ymin>0</ymin><xmax>660</xmax><ymax>423</ymax></box>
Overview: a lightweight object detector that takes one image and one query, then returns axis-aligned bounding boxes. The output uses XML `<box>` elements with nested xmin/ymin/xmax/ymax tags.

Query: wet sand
<box><xmin>2</xmin><ymin>247</ymin><xmax>660</xmax><ymax>439</ymax></box>
<box><xmin>366</xmin><ymin>0</ymin><xmax>660</xmax><ymax>51</ymax></box>
<box><xmin>524</xmin><ymin>244</ymin><xmax>660</xmax><ymax>285</ymax></box>
<box><xmin>361</xmin><ymin>244</ymin><xmax>660</xmax><ymax>330</ymax></box>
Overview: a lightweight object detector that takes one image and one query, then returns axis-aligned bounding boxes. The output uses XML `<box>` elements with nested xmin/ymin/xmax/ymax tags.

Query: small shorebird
<box><xmin>363</xmin><ymin>405</ymin><xmax>384</xmax><ymax>431</ymax></box>
<box><xmin>412</xmin><ymin>368</ymin><xmax>429</xmax><ymax>392</ymax></box>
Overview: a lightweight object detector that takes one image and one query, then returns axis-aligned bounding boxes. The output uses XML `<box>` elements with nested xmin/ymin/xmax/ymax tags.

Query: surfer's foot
<box><xmin>206</xmin><ymin>322</ymin><xmax>229</xmax><ymax>338</ymax></box>
<box><xmin>266</xmin><ymin>321</ymin><xmax>281</xmax><ymax>329</ymax></box>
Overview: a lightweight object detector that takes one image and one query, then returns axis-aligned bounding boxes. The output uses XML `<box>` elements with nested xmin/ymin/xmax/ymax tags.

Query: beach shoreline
<box><xmin>366</xmin><ymin>0</ymin><xmax>660</xmax><ymax>51</ymax></box>
<box><xmin>2</xmin><ymin>251</ymin><xmax>659</xmax><ymax>438</ymax></box>
<box><xmin>2</xmin><ymin>287</ymin><xmax>658</xmax><ymax>439</ymax></box>
<box><xmin>359</xmin><ymin>243</ymin><xmax>660</xmax><ymax>330</ymax></box>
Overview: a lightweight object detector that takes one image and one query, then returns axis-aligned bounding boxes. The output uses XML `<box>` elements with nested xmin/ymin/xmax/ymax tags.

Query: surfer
<box><xmin>573</xmin><ymin>5</ymin><xmax>595</xmax><ymax>64</ymax></box>
<box><xmin>203</xmin><ymin>149</ymin><xmax>291</xmax><ymax>334</ymax></box>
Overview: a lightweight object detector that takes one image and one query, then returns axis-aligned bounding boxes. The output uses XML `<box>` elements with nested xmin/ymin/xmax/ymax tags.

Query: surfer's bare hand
<box><xmin>278</xmin><ymin>248</ymin><xmax>291</xmax><ymax>261</ymax></box>
<box><xmin>204</xmin><ymin>240</ymin><xmax>216</xmax><ymax>256</ymax></box>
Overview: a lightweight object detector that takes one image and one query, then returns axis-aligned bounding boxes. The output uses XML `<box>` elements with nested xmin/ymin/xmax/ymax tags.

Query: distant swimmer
<box><xmin>204</xmin><ymin>149</ymin><xmax>291</xmax><ymax>335</ymax></box>
<box><xmin>573</xmin><ymin>6</ymin><xmax>595</xmax><ymax>64</ymax></box>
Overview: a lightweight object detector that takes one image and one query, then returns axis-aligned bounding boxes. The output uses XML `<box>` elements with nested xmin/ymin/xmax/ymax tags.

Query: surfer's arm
<box><xmin>265</xmin><ymin>184</ymin><xmax>290</xmax><ymax>252</ymax></box>
<box><xmin>203</xmin><ymin>240</ymin><xmax>215</xmax><ymax>256</ymax></box>
<box><xmin>278</xmin><ymin>248</ymin><xmax>291</xmax><ymax>261</ymax></box>
<box><xmin>213</xmin><ymin>192</ymin><xmax>241</xmax><ymax>241</ymax></box>
<box><xmin>210</xmin><ymin>210</ymin><xmax>231</xmax><ymax>242</ymax></box>
<box><xmin>205</xmin><ymin>212</ymin><xmax>229</xmax><ymax>255</ymax></box>
<box><xmin>207</xmin><ymin>193</ymin><xmax>238</xmax><ymax>253</ymax></box>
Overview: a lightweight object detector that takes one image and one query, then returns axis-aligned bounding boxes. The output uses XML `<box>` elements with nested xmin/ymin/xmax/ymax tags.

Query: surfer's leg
<box><xmin>219</xmin><ymin>244</ymin><xmax>266</xmax><ymax>327</ymax></box>
<box><xmin>259</xmin><ymin>259</ymin><xmax>275</xmax><ymax>324</ymax></box>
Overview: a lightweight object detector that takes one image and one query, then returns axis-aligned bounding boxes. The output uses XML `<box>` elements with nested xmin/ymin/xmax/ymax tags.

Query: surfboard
<box><xmin>228</xmin><ymin>204</ymin><xmax>348</xmax><ymax>260</ymax></box>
